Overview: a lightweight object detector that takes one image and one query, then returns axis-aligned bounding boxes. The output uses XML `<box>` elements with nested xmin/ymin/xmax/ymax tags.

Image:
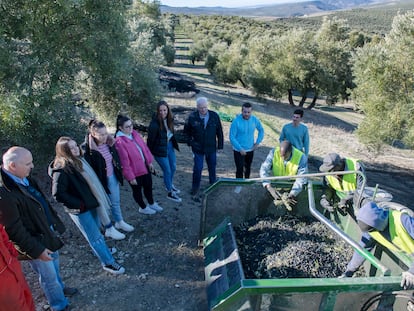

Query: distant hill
<box><xmin>160</xmin><ymin>0</ymin><xmax>396</xmax><ymax>17</ymax></box>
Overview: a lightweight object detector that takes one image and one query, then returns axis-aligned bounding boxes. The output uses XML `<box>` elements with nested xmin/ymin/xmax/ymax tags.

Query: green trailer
<box><xmin>201</xmin><ymin>172</ymin><xmax>414</xmax><ymax>311</ymax></box>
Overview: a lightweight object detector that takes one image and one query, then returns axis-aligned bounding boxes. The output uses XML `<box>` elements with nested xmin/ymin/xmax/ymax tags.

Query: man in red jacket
<box><xmin>0</xmin><ymin>226</ymin><xmax>35</xmax><ymax>311</ymax></box>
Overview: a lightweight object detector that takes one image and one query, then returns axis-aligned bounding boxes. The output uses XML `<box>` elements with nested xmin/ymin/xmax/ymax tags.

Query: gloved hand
<box><xmin>287</xmin><ymin>193</ymin><xmax>297</xmax><ymax>206</ymax></box>
<box><xmin>320</xmin><ymin>195</ymin><xmax>334</xmax><ymax>212</ymax></box>
<box><xmin>338</xmin><ymin>198</ymin><xmax>352</xmax><ymax>209</ymax></box>
<box><xmin>401</xmin><ymin>271</ymin><xmax>414</xmax><ymax>289</ymax></box>
<box><xmin>338</xmin><ymin>270</ymin><xmax>354</xmax><ymax>278</ymax></box>
<box><xmin>265</xmin><ymin>184</ymin><xmax>277</xmax><ymax>199</ymax></box>
<box><xmin>407</xmin><ymin>301</ymin><xmax>414</xmax><ymax>311</ymax></box>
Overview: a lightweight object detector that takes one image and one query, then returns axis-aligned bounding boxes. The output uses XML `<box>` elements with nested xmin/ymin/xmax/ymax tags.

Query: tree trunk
<box><xmin>238</xmin><ymin>78</ymin><xmax>246</xmax><ymax>88</ymax></box>
<box><xmin>288</xmin><ymin>89</ymin><xmax>295</xmax><ymax>106</ymax></box>
<box><xmin>299</xmin><ymin>94</ymin><xmax>307</xmax><ymax>107</ymax></box>
<box><xmin>308</xmin><ymin>91</ymin><xmax>318</xmax><ymax>110</ymax></box>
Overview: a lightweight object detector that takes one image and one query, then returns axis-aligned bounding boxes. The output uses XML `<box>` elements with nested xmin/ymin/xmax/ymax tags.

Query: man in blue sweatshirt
<box><xmin>229</xmin><ymin>102</ymin><xmax>264</xmax><ymax>179</ymax></box>
<box><xmin>341</xmin><ymin>201</ymin><xmax>414</xmax><ymax>290</ymax></box>
<box><xmin>279</xmin><ymin>109</ymin><xmax>309</xmax><ymax>156</ymax></box>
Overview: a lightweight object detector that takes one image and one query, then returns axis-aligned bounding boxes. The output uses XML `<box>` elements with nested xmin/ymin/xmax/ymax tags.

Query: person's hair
<box><xmin>53</xmin><ymin>136</ymin><xmax>83</xmax><ymax>172</ymax></box>
<box><xmin>156</xmin><ymin>100</ymin><xmax>174</xmax><ymax>132</ymax></box>
<box><xmin>88</xmin><ymin>119</ymin><xmax>107</xmax><ymax>143</ymax></box>
<box><xmin>115</xmin><ymin>115</ymin><xmax>131</xmax><ymax>134</ymax></box>
<box><xmin>294</xmin><ymin>109</ymin><xmax>304</xmax><ymax>118</ymax></box>
<box><xmin>2</xmin><ymin>149</ymin><xmax>19</xmax><ymax>168</ymax></box>
<box><xmin>89</xmin><ymin>119</ymin><xmax>106</xmax><ymax>132</ymax></box>
<box><xmin>242</xmin><ymin>102</ymin><xmax>252</xmax><ymax>109</ymax></box>
<box><xmin>196</xmin><ymin>97</ymin><xmax>208</xmax><ymax>107</ymax></box>
<box><xmin>280</xmin><ymin>140</ymin><xmax>292</xmax><ymax>154</ymax></box>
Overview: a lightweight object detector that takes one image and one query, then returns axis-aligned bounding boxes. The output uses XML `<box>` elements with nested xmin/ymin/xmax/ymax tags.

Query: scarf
<box><xmin>80</xmin><ymin>158</ymin><xmax>112</xmax><ymax>219</ymax></box>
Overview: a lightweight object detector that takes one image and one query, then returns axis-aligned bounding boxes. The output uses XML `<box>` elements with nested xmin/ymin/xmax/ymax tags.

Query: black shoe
<box><xmin>63</xmin><ymin>287</ymin><xmax>78</xmax><ymax>297</ymax></box>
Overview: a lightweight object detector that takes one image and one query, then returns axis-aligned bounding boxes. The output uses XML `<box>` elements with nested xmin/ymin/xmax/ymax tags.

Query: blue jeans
<box><xmin>29</xmin><ymin>251</ymin><xmax>68</xmax><ymax>311</ymax></box>
<box><xmin>69</xmin><ymin>209</ymin><xmax>115</xmax><ymax>266</ymax></box>
<box><xmin>107</xmin><ymin>174</ymin><xmax>123</xmax><ymax>222</ymax></box>
<box><xmin>192</xmin><ymin>152</ymin><xmax>217</xmax><ymax>191</ymax></box>
<box><xmin>154</xmin><ymin>141</ymin><xmax>177</xmax><ymax>192</ymax></box>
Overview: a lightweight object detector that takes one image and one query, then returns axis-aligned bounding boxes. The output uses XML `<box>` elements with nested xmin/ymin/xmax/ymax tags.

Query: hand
<box><xmin>281</xmin><ymin>192</ymin><xmax>295</xmax><ymax>211</ymax></box>
<box><xmin>320</xmin><ymin>195</ymin><xmax>334</xmax><ymax>212</ymax></box>
<box><xmin>338</xmin><ymin>198</ymin><xmax>352</xmax><ymax>209</ymax></box>
<box><xmin>265</xmin><ymin>184</ymin><xmax>277</xmax><ymax>199</ymax></box>
<box><xmin>129</xmin><ymin>179</ymin><xmax>137</xmax><ymax>186</ymax></box>
<box><xmin>287</xmin><ymin>194</ymin><xmax>297</xmax><ymax>206</ymax></box>
<box><xmin>401</xmin><ymin>271</ymin><xmax>414</xmax><ymax>289</ymax></box>
<box><xmin>148</xmin><ymin>163</ymin><xmax>155</xmax><ymax>174</ymax></box>
<box><xmin>240</xmin><ymin>149</ymin><xmax>247</xmax><ymax>156</ymax></box>
<box><xmin>38</xmin><ymin>249</ymin><xmax>53</xmax><ymax>261</ymax></box>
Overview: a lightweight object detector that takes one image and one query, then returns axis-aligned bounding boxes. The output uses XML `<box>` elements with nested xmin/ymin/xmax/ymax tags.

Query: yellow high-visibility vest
<box><xmin>326</xmin><ymin>158</ymin><xmax>358</xmax><ymax>199</ymax></box>
<box><xmin>272</xmin><ymin>147</ymin><xmax>303</xmax><ymax>177</ymax></box>
<box><xmin>370</xmin><ymin>210</ymin><xmax>414</xmax><ymax>254</ymax></box>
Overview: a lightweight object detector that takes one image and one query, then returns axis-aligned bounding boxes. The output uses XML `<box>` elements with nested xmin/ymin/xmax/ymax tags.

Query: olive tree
<box><xmin>353</xmin><ymin>11</ymin><xmax>414</xmax><ymax>150</ymax></box>
<box><xmin>314</xmin><ymin>17</ymin><xmax>354</xmax><ymax>105</ymax></box>
<box><xmin>0</xmin><ymin>0</ymin><xmax>168</xmax><ymax>155</ymax></box>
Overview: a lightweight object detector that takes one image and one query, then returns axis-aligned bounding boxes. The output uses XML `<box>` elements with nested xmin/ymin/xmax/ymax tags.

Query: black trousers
<box><xmin>130</xmin><ymin>173</ymin><xmax>154</xmax><ymax>209</ymax></box>
<box><xmin>233</xmin><ymin>150</ymin><xmax>254</xmax><ymax>179</ymax></box>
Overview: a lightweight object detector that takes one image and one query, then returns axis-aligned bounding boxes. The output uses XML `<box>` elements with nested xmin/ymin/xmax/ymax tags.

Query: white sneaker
<box><xmin>148</xmin><ymin>202</ymin><xmax>163</xmax><ymax>212</ymax></box>
<box><xmin>172</xmin><ymin>185</ymin><xmax>180</xmax><ymax>194</ymax></box>
<box><xmin>139</xmin><ymin>207</ymin><xmax>156</xmax><ymax>215</ymax></box>
<box><xmin>167</xmin><ymin>191</ymin><xmax>182</xmax><ymax>203</ymax></box>
<box><xmin>105</xmin><ymin>226</ymin><xmax>125</xmax><ymax>240</ymax></box>
<box><xmin>103</xmin><ymin>262</ymin><xmax>125</xmax><ymax>275</ymax></box>
<box><xmin>115</xmin><ymin>220</ymin><xmax>135</xmax><ymax>232</ymax></box>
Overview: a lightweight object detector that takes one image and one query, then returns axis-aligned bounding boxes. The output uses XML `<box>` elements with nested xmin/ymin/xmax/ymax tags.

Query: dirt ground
<box><xmin>22</xmin><ymin>39</ymin><xmax>414</xmax><ymax>310</ymax></box>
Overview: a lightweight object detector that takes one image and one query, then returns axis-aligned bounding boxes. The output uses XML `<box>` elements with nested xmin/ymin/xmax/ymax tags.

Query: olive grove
<box><xmin>0</xmin><ymin>0</ymin><xmax>173</xmax><ymax>155</ymax></box>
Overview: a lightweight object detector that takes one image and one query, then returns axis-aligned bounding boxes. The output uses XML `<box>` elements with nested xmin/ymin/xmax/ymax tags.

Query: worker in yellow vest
<box><xmin>260</xmin><ymin>140</ymin><xmax>308</xmax><ymax>208</ymax></box>
<box><xmin>319</xmin><ymin>153</ymin><xmax>365</xmax><ymax>212</ymax></box>
<box><xmin>341</xmin><ymin>201</ymin><xmax>414</xmax><ymax>290</ymax></box>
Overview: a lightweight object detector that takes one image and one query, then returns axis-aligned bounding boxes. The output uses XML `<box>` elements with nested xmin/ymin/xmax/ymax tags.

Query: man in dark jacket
<box><xmin>184</xmin><ymin>97</ymin><xmax>224</xmax><ymax>196</ymax></box>
<box><xmin>0</xmin><ymin>146</ymin><xmax>76</xmax><ymax>311</ymax></box>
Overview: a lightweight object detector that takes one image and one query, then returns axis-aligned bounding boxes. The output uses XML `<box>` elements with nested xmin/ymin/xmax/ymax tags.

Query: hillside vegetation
<box><xmin>172</xmin><ymin>8</ymin><xmax>414</xmax><ymax>150</ymax></box>
<box><xmin>162</xmin><ymin>0</ymin><xmax>414</xmax><ymax>34</ymax></box>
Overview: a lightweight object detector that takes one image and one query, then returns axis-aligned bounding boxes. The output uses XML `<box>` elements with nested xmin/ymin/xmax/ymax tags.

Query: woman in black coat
<box><xmin>50</xmin><ymin>136</ymin><xmax>125</xmax><ymax>275</ymax></box>
<box><xmin>147</xmin><ymin>100</ymin><xmax>182</xmax><ymax>203</ymax></box>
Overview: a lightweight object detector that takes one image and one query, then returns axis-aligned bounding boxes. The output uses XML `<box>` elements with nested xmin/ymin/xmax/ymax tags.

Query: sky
<box><xmin>160</xmin><ymin>0</ymin><xmax>304</xmax><ymax>8</ymax></box>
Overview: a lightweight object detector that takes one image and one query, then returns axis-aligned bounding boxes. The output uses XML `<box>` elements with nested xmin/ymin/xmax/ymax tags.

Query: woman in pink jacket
<box><xmin>114</xmin><ymin>115</ymin><xmax>162</xmax><ymax>215</ymax></box>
